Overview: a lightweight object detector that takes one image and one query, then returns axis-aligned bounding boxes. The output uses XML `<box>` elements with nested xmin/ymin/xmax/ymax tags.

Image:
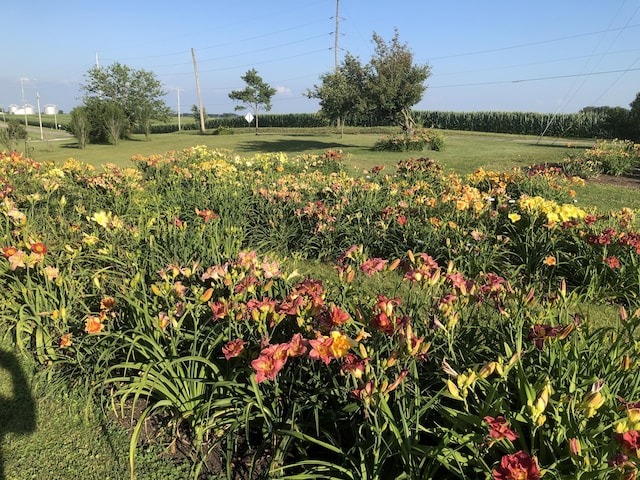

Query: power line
<box><xmin>429</xmin><ymin>67</ymin><xmax>640</xmax><ymax>89</ymax></box>
<box><xmin>427</xmin><ymin>23</ymin><xmax>640</xmax><ymax>61</ymax></box>
<box><xmin>433</xmin><ymin>48</ymin><xmax>640</xmax><ymax>77</ymax></box>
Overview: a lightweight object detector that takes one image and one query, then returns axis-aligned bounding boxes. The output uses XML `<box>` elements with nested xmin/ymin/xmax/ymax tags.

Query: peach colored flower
<box><xmin>85</xmin><ymin>313</ymin><xmax>105</xmax><ymax>334</ymax></box>
<box><xmin>286</xmin><ymin>333</ymin><xmax>308</xmax><ymax>357</ymax></box>
<box><xmin>59</xmin><ymin>333</ymin><xmax>72</xmax><ymax>348</ymax></box>
<box><xmin>308</xmin><ymin>334</ymin><xmax>334</xmax><ymax>365</ymax></box>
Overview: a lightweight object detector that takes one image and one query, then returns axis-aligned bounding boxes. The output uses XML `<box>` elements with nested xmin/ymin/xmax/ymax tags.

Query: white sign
<box><xmin>244</xmin><ymin>113</ymin><xmax>254</xmax><ymax>124</ymax></box>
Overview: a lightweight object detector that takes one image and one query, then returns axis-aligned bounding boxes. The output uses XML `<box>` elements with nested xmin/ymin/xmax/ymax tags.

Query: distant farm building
<box><xmin>9</xmin><ymin>104</ymin><xmax>35</xmax><ymax>115</ymax></box>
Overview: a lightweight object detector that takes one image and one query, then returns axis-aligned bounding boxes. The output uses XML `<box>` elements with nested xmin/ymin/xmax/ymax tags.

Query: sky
<box><xmin>2</xmin><ymin>0</ymin><xmax>640</xmax><ymax>116</ymax></box>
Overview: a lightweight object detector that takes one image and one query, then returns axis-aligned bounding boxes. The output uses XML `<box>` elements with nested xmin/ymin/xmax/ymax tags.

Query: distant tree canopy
<box><xmin>77</xmin><ymin>62</ymin><xmax>171</xmax><ymax>143</ymax></box>
<box><xmin>229</xmin><ymin>69</ymin><xmax>276</xmax><ymax>134</ymax></box>
<box><xmin>308</xmin><ymin>29</ymin><xmax>431</xmax><ymax>134</ymax></box>
<box><xmin>581</xmin><ymin>93</ymin><xmax>640</xmax><ymax>142</ymax></box>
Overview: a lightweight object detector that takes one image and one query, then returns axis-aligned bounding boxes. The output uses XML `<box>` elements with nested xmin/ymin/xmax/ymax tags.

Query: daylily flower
<box><xmin>43</xmin><ymin>266</ymin><xmax>59</xmax><ymax>281</ymax></box>
<box><xmin>605</xmin><ymin>256</ymin><xmax>621</xmax><ymax>269</ymax></box>
<box><xmin>329</xmin><ymin>331</ymin><xmax>355</xmax><ymax>359</ymax></box>
<box><xmin>493</xmin><ymin>451</ymin><xmax>541</xmax><ymax>480</ymax></box>
<box><xmin>308</xmin><ymin>334</ymin><xmax>334</xmax><ymax>365</ymax></box>
<box><xmin>210</xmin><ymin>300</ymin><xmax>229</xmax><ymax>320</ymax></box>
<box><xmin>30</xmin><ymin>242</ymin><xmax>47</xmax><ymax>255</ymax></box>
<box><xmin>286</xmin><ymin>333</ymin><xmax>308</xmax><ymax>357</ymax></box>
<box><xmin>360</xmin><ymin>257</ymin><xmax>388</xmax><ymax>275</ymax></box>
<box><xmin>528</xmin><ymin>323</ymin><xmax>563</xmax><ymax>350</ymax></box>
<box><xmin>341</xmin><ymin>353</ymin><xmax>367</xmax><ymax>379</ymax></box>
<box><xmin>2</xmin><ymin>246</ymin><xmax>18</xmax><ymax>258</ymax></box>
<box><xmin>484</xmin><ymin>415</ymin><xmax>519</xmax><ymax>442</ymax></box>
<box><xmin>222</xmin><ymin>339</ymin><xmax>246</xmax><ymax>360</ymax></box>
<box><xmin>100</xmin><ymin>297</ymin><xmax>116</xmax><ymax>311</ymax></box>
<box><xmin>508</xmin><ymin>213</ymin><xmax>521</xmax><ymax>223</ymax></box>
<box><xmin>8</xmin><ymin>250</ymin><xmax>26</xmax><ymax>270</ymax></box>
<box><xmin>195</xmin><ymin>208</ymin><xmax>219</xmax><ymax>223</ymax></box>
<box><xmin>252</xmin><ymin>343</ymin><xmax>288</xmax><ymax>383</ymax></box>
<box><xmin>615</xmin><ymin>430</ymin><xmax>640</xmax><ymax>458</ymax></box>
<box><xmin>85</xmin><ymin>312</ymin><xmax>105</xmax><ymax>334</ymax></box>
<box><xmin>59</xmin><ymin>333</ymin><xmax>72</xmax><ymax>348</ymax></box>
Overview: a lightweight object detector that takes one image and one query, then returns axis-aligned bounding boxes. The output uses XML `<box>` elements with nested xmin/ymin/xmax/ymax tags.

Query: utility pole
<box><xmin>20</xmin><ymin>77</ymin><xmax>28</xmax><ymax>128</ymax></box>
<box><xmin>36</xmin><ymin>92</ymin><xmax>43</xmax><ymax>140</ymax></box>
<box><xmin>334</xmin><ymin>0</ymin><xmax>340</xmax><ymax>71</ymax></box>
<box><xmin>334</xmin><ymin>0</ymin><xmax>344</xmax><ymax>136</ymax></box>
<box><xmin>191</xmin><ymin>48</ymin><xmax>206</xmax><ymax>133</ymax></box>
<box><xmin>174</xmin><ymin>88</ymin><xmax>184</xmax><ymax>131</ymax></box>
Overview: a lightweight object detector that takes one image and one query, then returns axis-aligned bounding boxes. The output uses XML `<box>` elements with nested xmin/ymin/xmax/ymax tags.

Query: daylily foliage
<box><xmin>1</xmin><ymin>148</ymin><xmax>640</xmax><ymax>478</ymax></box>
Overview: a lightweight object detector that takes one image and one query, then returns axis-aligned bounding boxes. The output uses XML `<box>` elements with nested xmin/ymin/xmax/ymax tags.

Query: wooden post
<box><xmin>191</xmin><ymin>48</ymin><xmax>206</xmax><ymax>133</ymax></box>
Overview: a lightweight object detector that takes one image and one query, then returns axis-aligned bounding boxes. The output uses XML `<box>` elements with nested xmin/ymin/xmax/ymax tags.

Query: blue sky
<box><xmin>3</xmin><ymin>0</ymin><xmax>640</xmax><ymax>116</ymax></box>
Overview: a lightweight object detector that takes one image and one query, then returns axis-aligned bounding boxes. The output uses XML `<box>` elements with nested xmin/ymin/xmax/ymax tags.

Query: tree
<box><xmin>307</xmin><ymin>53</ymin><xmax>367</xmax><ymax>137</ymax></box>
<box><xmin>191</xmin><ymin>104</ymin><xmax>207</xmax><ymax>131</ymax></box>
<box><xmin>229</xmin><ymin>69</ymin><xmax>276</xmax><ymax>134</ymax></box>
<box><xmin>309</xmin><ymin>30</ymin><xmax>431</xmax><ymax>134</ymax></box>
<box><xmin>80</xmin><ymin>62</ymin><xmax>171</xmax><ymax>142</ymax></box>
<box><xmin>102</xmin><ymin>102</ymin><xmax>128</xmax><ymax>145</ymax></box>
<box><xmin>68</xmin><ymin>107</ymin><xmax>90</xmax><ymax>149</ymax></box>
<box><xmin>0</xmin><ymin>119</ymin><xmax>28</xmax><ymax>152</ymax></box>
<box><xmin>366</xmin><ymin>29</ymin><xmax>431</xmax><ymax>133</ymax></box>
<box><xmin>630</xmin><ymin>92</ymin><xmax>640</xmax><ymax>142</ymax></box>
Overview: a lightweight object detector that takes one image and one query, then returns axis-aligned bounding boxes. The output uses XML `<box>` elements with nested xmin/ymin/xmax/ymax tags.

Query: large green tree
<box><xmin>367</xmin><ymin>30</ymin><xmax>431</xmax><ymax>133</ymax></box>
<box><xmin>309</xmin><ymin>30</ymin><xmax>431</xmax><ymax>134</ymax></box>
<box><xmin>80</xmin><ymin>62</ymin><xmax>171</xmax><ymax>141</ymax></box>
<box><xmin>229</xmin><ymin>69</ymin><xmax>276</xmax><ymax>134</ymax></box>
<box><xmin>307</xmin><ymin>53</ymin><xmax>366</xmax><ymax>137</ymax></box>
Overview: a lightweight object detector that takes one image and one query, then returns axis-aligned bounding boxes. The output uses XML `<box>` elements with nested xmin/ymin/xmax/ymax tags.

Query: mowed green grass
<box><xmin>23</xmin><ymin>125</ymin><xmax>637</xmax><ymax>213</ymax></box>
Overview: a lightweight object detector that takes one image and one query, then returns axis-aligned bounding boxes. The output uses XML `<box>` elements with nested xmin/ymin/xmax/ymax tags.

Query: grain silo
<box><xmin>44</xmin><ymin>104</ymin><xmax>56</xmax><ymax>115</ymax></box>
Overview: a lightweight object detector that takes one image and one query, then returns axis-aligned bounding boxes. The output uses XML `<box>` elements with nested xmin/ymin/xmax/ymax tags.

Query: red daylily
<box><xmin>528</xmin><ymin>323</ymin><xmax>564</xmax><ymax>350</ymax></box>
<box><xmin>360</xmin><ymin>257</ymin><xmax>388</xmax><ymax>275</ymax></box>
<box><xmin>484</xmin><ymin>415</ymin><xmax>519</xmax><ymax>442</ymax></box>
<box><xmin>493</xmin><ymin>451</ymin><xmax>540</xmax><ymax>480</ymax></box>
<box><xmin>222</xmin><ymin>339</ymin><xmax>246</xmax><ymax>360</ymax></box>
<box><xmin>30</xmin><ymin>242</ymin><xmax>48</xmax><ymax>255</ymax></box>
<box><xmin>615</xmin><ymin>430</ymin><xmax>640</xmax><ymax>457</ymax></box>
<box><xmin>2</xmin><ymin>246</ymin><xmax>18</xmax><ymax>258</ymax></box>
<box><xmin>196</xmin><ymin>208</ymin><xmax>219</xmax><ymax>223</ymax></box>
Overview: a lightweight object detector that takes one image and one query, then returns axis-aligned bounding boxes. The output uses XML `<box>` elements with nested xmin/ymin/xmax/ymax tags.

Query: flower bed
<box><xmin>1</xmin><ymin>148</ymin><xmax>640</xmax><ymax>478</ymax></box>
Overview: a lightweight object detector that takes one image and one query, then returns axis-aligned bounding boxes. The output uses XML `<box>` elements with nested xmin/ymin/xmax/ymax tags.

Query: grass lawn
<box><xmin>0</xmin><ymin>339</ymin><xmax>191</xmax><ymax>480</ymax></box>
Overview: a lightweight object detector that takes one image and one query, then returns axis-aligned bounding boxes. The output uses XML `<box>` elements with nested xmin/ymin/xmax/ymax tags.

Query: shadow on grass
<box><xmin>235</xmin><ymin>137</ymin><xmax>359</xmax><ymax>153</ymax></box>
<box><xmin>0</xmin><ymin>349</ymin><xmax>36</xmax><ymax>480</ymax></box>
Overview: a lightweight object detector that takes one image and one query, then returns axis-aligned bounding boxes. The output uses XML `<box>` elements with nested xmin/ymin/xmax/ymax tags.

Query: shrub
<box><xmin>374</xmin><ymin>129</ymin><xmax>445</xmax><ymax>152</ymax></box>
<box><xmin>559</xmin><ymin>154</ymin><xmax>602</xmax><ymax>178</ymax></box>
<box><xmin>583</xmin><ymin>139</ymin><xmax>640</xmax><ymax>176</ymax></box>
<box><xmin>0</xmin><ymin>119</ymin><xmax>28</xmax><ymax>152</ymax></box>
<box><xmin>211</xmin><ymin>126</ymin><xmax>234</xmax><ymax>135</ymax></box>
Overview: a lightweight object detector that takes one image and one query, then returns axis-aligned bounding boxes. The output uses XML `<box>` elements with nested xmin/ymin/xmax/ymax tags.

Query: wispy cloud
<box><xmin>276</xmin><ymin>86</ymin><xmax>292</xmax><ymax>95</ymax></box>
